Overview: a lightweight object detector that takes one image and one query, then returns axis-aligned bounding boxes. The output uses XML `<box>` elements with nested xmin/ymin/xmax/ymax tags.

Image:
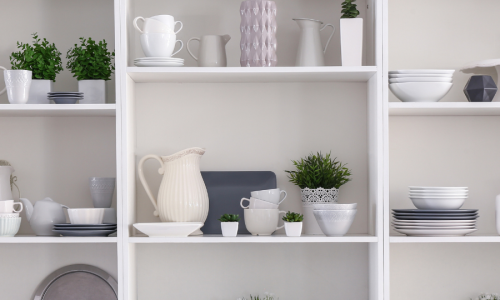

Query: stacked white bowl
<box><xmin>389</xmin><ymin>69</ymin><xmax>455</xmax><ymax>102</ymax></box>
<box><xmin>312</xmin><ymin>203</ymin><xmax>357</xmax><ymax>237</ymax></box>
<box><xmin>409</xmin><ymin>186</ymin><xmax>468</xmax><ymax>209</ymax></box>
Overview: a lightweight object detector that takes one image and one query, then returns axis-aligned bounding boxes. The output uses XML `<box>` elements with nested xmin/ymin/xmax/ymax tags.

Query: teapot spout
<box><xmin>19</xmin><ymin>198</ymin><xmax>33</xmax><ymax>221</ymax></box>
<box><xmin>221</xmin><ymin>34</ymin><xmax>231</xmax><ymax>45</ymax></box>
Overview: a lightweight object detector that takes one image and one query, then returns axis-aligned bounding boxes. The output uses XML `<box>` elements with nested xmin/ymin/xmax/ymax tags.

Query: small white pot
<box><xmin>285</xmin><ymin>222</ymin><xmax>302</xmax><ymax>237</ymax></box>
<box><xmin>28</xmin><ymin>79</ymin><xmax>52</xmax><ymax>104</ymax></box>
<box><xmin>340</xmin><ymin>18</ymin><xmax>363</xmax><ymax>66</ymax></box>
<box><xmin>221</xmin><ymin>222</ymin><xmax>238</xmax><ymax>237</ymax></box>
<box><xmin>78</xmin><ymin>79</ymin><xmax>106</xmax><ymax>104</ymax></box>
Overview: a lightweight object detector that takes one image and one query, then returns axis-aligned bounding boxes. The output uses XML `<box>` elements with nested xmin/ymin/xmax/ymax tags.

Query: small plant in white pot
<box><xmin>282</xmin><ymin>211</ymin><xmax>304</xmax><ymax>237</ymax></box>
<box><xmin>218</xmin><ymin>213</ymin><xmax>239</xmax><ymax>237</ymax></box>
<box><xmin>340</xmin><ymin>0</ymin><xmax>363</xmax><ymax>66</ymax></box>
<box><xmin>66</xmin><ymin>37</ymin><xmax>115</xmax><ymax>104</ymax></box>
<box><xmin>10</xmin><ymin>33</ymin><xmax>63</xmax><ymax>104</ymax></box>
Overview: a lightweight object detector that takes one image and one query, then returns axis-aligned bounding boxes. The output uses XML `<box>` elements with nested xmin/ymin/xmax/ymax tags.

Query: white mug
<box><xmin>133</xmin><ymin>17</ymin><xmax>176</xmax><ymax>34</ymax></box>
<box><xmin>240</xmin><ymin>197</ymin><xmax>278</xmax><ymax>209</ymax></box>
<box><xmin>250</xmin><ymin>188</ymin><xmax>287</xmax><ymax>205</ymax></box>
<box><xmin>0</xmin><ymin>200</ymin><xmax>23</xmax><ymax>213</ymax></box>
<box><xmin>149</xmin><ymin>15</ymin><xmax>183</xmax><ymax>34</ymax></box>
<box><xmin>244</xmin><ymin>209</ymin><xmax>286</xmax><ymax>236</ymax></box>
<box><xmin>1</xmin><ymin>67</ymin><xmax>32</xmax><ymax>104</ymax></box>
<box><xmin>140</xmin><ymin>33</ymin><xmax>184</xmax><ymax>57</ymax></box>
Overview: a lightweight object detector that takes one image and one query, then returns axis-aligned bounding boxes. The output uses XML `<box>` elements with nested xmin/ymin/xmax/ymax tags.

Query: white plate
<box><xmin>134</xmin><ymin>59</ymin><xmax>184</xmax><ymax>63</ymax></box>
<box><xmin>393</xmin><ymin>228</ymin><xmax>477</xmax><ymax>236</ymax></box>
<box><xmin>392</xmin><ymin>222</ymin><xmax>476</xmax><ymax>227</ymax></box>
<box><xmin>389</xmin><ymin>82</ymin><xmax>453</xmax><ymax>102</ymax></box>
<box><xmin>409</xmin><ymin>193</ymin><xmax>468</xmax><ymax>197</ymax></box>
<box><xmin>389</xmin><ymin>74</ymin><xmax>454</xmax><ymax>78</ymax></box>
<box><xmin>134</xmin><ymin>62</ymin><xmax>184</xmax><ymax>67</ymax></box>
<box><xmin>135</xmin><ymin>57</ymin><xmax>184</xmax><ymax>61</ymax></box>
<box><xmin>409</xmin><ymin>186</ymin><xmax>468</xmax><ymax>190</ymax></box>
<box><xmin>390</xmin><ymin>77</ymin><xmax>453</xmax><ymax>83</ymax></box>
<box><xmin>133</xmin><ymin>222</ymin><xmax>203</xmax><ymax>237</ymax></box>
<box><xmin>389</xmin><ymin>69</ymin><xmax>455</xmax><ymax>74</ymax></box>
<box><xmin>393</xmin><ymin>225</ymin><xmax>475</xmax><ymax>230</ymax></box>
<box><xmin>392</xmin><ymin>219</ymin><xmax>476</xmax><ymax>223</ymax></box>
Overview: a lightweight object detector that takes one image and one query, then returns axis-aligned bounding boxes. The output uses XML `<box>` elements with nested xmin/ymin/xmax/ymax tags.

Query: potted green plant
<box><xmin>286</xmin><ymin>152</ymin><xmax>352</xmax><ymax>234</ymax></box>
<box><xmin>218</xmin><ymin>213</ymin><xmax>239</xmax><ymax>237</ymax></box>
<box><xmin>10</xmin><ymin>33</ymin><xmax>63</xmax><ymax>104</ymax></box>
<box><xmin>66</xmin><ymin>37</ymin><xmax>115</xmax><ymax>104</ymax></box>
<box><xmin>340</xmin><ymin>0</ymin><xmax>363</xmax><ymax>66</ymax></box>
<box><xmin>472</xmin><ymin>294</ymin><xmax>500</xmax><ymax>300</ymax></box>
<box><xmin>282</xmin><ymin>211</ymin><xmax>304</xmax><ymax>237</ymax></box>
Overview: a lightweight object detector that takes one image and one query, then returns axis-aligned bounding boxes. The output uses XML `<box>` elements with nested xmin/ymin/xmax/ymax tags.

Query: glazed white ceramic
<box><xmin>293</xmin><ymin>18</ymin><xmax>335</xmax><ymax>66</ymax></box>
<box><xmin>149</xmin><ymin>15</ymin><xmax>183</xmax><ymax>34</ymax></box>
<box><xmin>221</xmin><ymin>222</ymin><xmax>238</xmax><ymax>237</ymax></box>
<box><xmin>240</xmin><ymin>197</ymin><xmax>278</xmax><ymax>209</ymax></box>
<box><xmin>19</xmin><ymin>197</ymin><xmax>69</xmax><ymax>236</ymax></box>
<box><xmin>409</xmin><ymin>186</ymin><xmax>468</xmax><ymax>190</ymax></box>
<box><xmin>340</xmin><ymin>18</ymin><xmax>363</xmax><ymax>66</ymax></box>
<box><xmin>410</xmin><ymin>198</ymin><xmax>465</xmax><ymax>210</ymax></box>
<box><xmin>389</xmin><ymin>73</ymin><xmax>454</xmax><ymax>78</ymax></box>
<box><xmin>244</xmin><ymin>209</ymin><xmax>286</xmax><ymax>236</ymax></box>
<box><xmin>134</xmin><ymin>61</ymin><xmax>184</xmax><ymax>67</ymax></box>
<box><xmin>389</xmin><ymin>82</ymin><xmax>453</xmax><ymax>102</ymax></box>
<box><xmin>313</xmin><ymin>209</ymin><xmax>357</xmax><ymax>237</ymax></box>
<box><xmin>102</xmin><ymin>208</ymin><xmax>117</xmax><ymax>224</ymax></box>
<box><xmin>1</xmin><ymin>68</ymin><xmax>32</xmax><ymax>104</ymax></box>
<box><xmin>138</xmin><ymin>147</ymin><xmax>209</xmax><ymax>235</ymax></box>
<box><xmin>392</xmin><ymin>219</ymin><xmax>476</xmax><ymax>224</ymax></box>
<box><xmin>409</xmin><ymin>193</ymin><xmax>468</xmax><ymax>197</ymax></box>
<box><xmin>0</xmin><ymin>212</ymin><xmax>19</xmax><ymax>218</ymax></box>
<box><xmin>140</xmin><ymin>33</ymin><xmax>183</xmax><ymax>57</ymax></box>
<box><xmin>133</xmin><ymin>16</ymin><xmax>176</xmax><ymax>34</ymax></box>
<box><xmin>392</xmin><ymin>221</ymin><xmax>476</xmax><ymax>227</ymax></box>
<box><xmin>312</xmin><ymin>203</ymin><xmax>357</xmax><ymax>210</ymax></box>
<box><xmin>393</xmin><ymin>228</ymin><xmax>477</xmax><ymax>237</ymax></box>
<box><xmin>78</xmin><ymin>80</ymin><xmax>106</xmax><ymax>104</ymax></box>
<box><xmin>68</xmin><ymin>208</ymin><xmax>105</xmax><ymax>224</ymax></box>
<box><xmin>133</xmin><ymin>222</ymin><xmax>203</xmax><ymax>237</ymax></box>
<box><xmin>90</xmin><ymin>177</ymin><xmax>116</xmax><ymax>208</ymax></box>
<box><xmin>389</xmin><ymin>77</ymin><xmax>453</xmax><ymax>83</ymax></box>
<box><xmin>187</xmin><ymin>35</ymin><xmax>231</xmax><ymax>67</ymax></box>
<box><xmin>393</xmin><ymin>225</ymin><xmax>475</xmax><ymax>230</ymax></box>
<box><xmin>250</xmin><ymin>188</ymin><xmax>287</xmax><ymax>205</ymax></box>
<box><xmin>0</xmin><ymin>166</ymin><xmax>15</xmax><ymax>201</ymax></box>
<box><xmin>284</xmin><ymin>222</ymin><xmax>302</xmax><ymax>237</ymax></box>
<box><xmin>0</xmin><ymin>217</ymin><xmax>21</xmax><ymax>237</ymax></box>
<box><xmin>0</xmin><ymin>200</ymin><xmax>23</xmax><ymax>213</ymax></box>
<box><xmin>389</xmin><ymin>69</ymin><xmax>455</xmax><ymax>74</ymax></box>
<box><xmin>496</xmin><ymin>194</ymin><xmax>500</xmax><ymax>235</ymax></box>
<box><xmin>28</xmin><ymin>79</ymin><xmax>52</xmax><ymax>104</ymax></box>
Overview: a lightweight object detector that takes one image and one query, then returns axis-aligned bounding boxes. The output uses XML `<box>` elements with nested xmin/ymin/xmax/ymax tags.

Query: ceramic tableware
<box><xmin>187</xmin><ymin>35</ymin><xmax>231</xmax><ymax>67</ymax></box>
<box><xmin>393</xmin><ymin>227</ymin><xmax>477</xmax><ymax>236</ymax></box>
<box><xmin>393</xmin><ymin>225</ymin><xmax>475</xmax><ymax>229</ymax></box>
<box><xmin>312</xmin><ymin>209</ymin><xmax>357</xmax><ymax>237</ymax></box>
<box><xmin>0</xmin><ymin>165</ymin><xmax>18</xmax><ymax>201</ymax></box>
<box><xmin>410</xmin><ymin>197</ymin><xmax>466</xmax><ymax>210</ymax></box>
<box><xmin>409</xmin><ymin>186</ymin><xmax>468</xmax><ymax>190</ymax></box>
<box><xmin>240</xmin><ymin>197</ymin><xmax>278</xmax><ymax>209</ymax></box>
<box><xmin>312</xmin><ymin>203</ymin><xmax>357</xmax><ymax>210</ymax></box>
<box><xmin>0</xmin><ymin>200</ymin><xmax>23</xmax><ymax>213</ymax></box>
<box><xmin>392</xmin><ymin>209</ymin><xmax>477</xmax><ymax>213</ymax></box>
<box><xmin>140</xmin><ymin>33</ymin><xmax>183</xmax><ymax>57</ymax></box>
<box><xmin>244</xmin><ymin>209</ymin><xmax>286</xmax><ymax>236</ymax></box>
<box><xmin>0</xmin><ymin>67</ymin><xmax>32</xmax><ymax>104</ymax></box>
<box><xmin>293</xmin><ymin>18</ymin><xmax>335</xmax><ymax>66</ymax></box>
<box><xmin>393</xmin><ymin>215</ymin><xmax>478</xmax><ymax>220</ymax></box>
<box><xmin>391</xmin><ymin>219</ymin><xmax>476</xmax><ymax>223</ymax></box>
<box><xmin>51</xmin><ymin>98</ymin><xmax>79</xmax><ymax>104</ymax></box>
<box><xmin>133</xmin><ymin>16</ymin><xmax>180</xmax><ymax>34</ymax></box>
<box><xmin>102</xmin><ymin>208</ymin><xmax>117</xmax><ymax>224</ymax></box>
<box><xmin>149</xmin><ymin>15</ymin><xmax>183</xmax><ymax>33</ymax></box>
<box><xmin>134</xmin><ymin>61</ymin><xmax>184</xmax><ymax>67</ymax></box>
<box><xmin>250</xmin><ymin>188</ymin><xmax>287</xmax><ymax>205</ymax></box>
<box><xmin>19</xmin><ymin>197</ymin><xmax>69</xmax><ymax>236</ymax></box>
<box><xmin>390</xmin><ymin>77</ymin><xmax>453</xmax><ymax>83</ymax></box>
<box><xmin>133</xmin><ymin>222</ymin><xmax>203</xmax><ymax>237</ymax></box>
<box><xmin>0</xmin><ymin>217</ymin><xmax>21</xmax><ymax>237</ymax></box>
<box><xmin>389</xmin><ymin>74</ymin><xmax>454</xmax><ymax>78</ymax></box>
<box><xmin>90</xmin><ymin>177</ymin><xmax>115</xmax><ymax>208</ymax></box>
<box><xmin>389</xmin><ymin>69</ymin><xmax>456</xmax><ymax>74</ymax></box>
<box><xmin>53</xmin><ymin>229</ymin><xmax>116</xmax><ymax>237</ymax></box>
<box><xmin>0</xmin><ymin>212</ymin><xmax>19</xmax><ymax>218</ymax></box>
<box><xmin>390</xmin><ymin>82</ymin><xmax>453</xmax><ymax>102</ymax></box>
<box><xmin>67</xmin><ymin>208</ymin><xmax>105</xmax><ymax>224</ymax></box>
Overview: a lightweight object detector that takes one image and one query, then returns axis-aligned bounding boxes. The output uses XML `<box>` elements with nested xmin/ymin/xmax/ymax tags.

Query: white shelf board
<box><xmin>126</xmin><ymin>66</ymin><xmax>377</xmax><ymax>83</ymax></box>
<box><xmin>390</xmin><ymin>234</ymin><xmax>500</xmax><ymax>243</ymax></box>
<box><xmin>128</xmin><ymin>234</ymin><xmax>377</xmax><ymax>243</ymax></box>
<box><xmin>0</xmin><ymin>235</ymin><xmax>118</xmax><ymax>243</ymax></box>
<box><xmin>0</xmin><ymin>104</ymin><xmax>116</xmax><ymax>117</ymax></box>
<box><xmin>389</xmin><ymin>102</ymin><xmax>500</xmax><ymax>116</ymax></box>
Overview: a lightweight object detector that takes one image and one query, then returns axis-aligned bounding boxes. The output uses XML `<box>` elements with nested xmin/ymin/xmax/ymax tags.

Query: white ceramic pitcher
<box><xmin>293</xmin><ymin>18</ymin><xmax>336</xmax><ymax>66</ymax></box>
<box><xmin>138</xmin><ymin>147</ymin><xmax>209</xmax><ymax>235</ymax></box>
<box><xmin>187</xmin><ymin>35</ymin><xmax>231</xmax><ymax>67</ymax></box>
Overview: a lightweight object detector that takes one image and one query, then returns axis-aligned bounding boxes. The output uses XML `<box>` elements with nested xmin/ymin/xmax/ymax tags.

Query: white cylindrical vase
<box><xmin>340</xmin><ymin>18</ymin><xmax>363</xmax><ymax>66</ymax></box>
<box><xmin>78</xmin><ymin>80</ymin><xmax>106</xmax><ymax>104</ymax></box>
<box><xmin>28</xmin><ymin>79</ymin><xmax>52</xmax><ymax>104</ymax></box>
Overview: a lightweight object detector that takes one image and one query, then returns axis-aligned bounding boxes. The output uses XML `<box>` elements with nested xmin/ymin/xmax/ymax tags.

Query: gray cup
<box><xmin>90</xmin><ymin>177</ymin><xmax>116</xmax><ymax>208</ymax></box>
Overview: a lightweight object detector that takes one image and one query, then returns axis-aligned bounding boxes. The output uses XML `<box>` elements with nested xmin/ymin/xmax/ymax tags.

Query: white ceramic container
<box><xmin>149</xmin><ymin>15</ymin><xmax>183</xmax><ymax>33</ymax></box>
<box><xmin>133</xmin><ymin>222</ymin><xmax>203</xmax><ymax>238</ymax></box>
<box><xmin>140</xmin><ymin>33</ymin><xmax>183</xmax><ymax>57</ymax></box>
<box><xmin>90</xmin><ymin>177</ymin><xmax>116</xmax><ymax>208</ymax></box>
<box><xmin>0</xmin><ymin>200</ymin><xmax>23</xmax><ymax>213</ymax></box>
<box><xmin>78</xmin><ymin>80</ymin><xmax>106</xmax><ymax>104</ymax></box>
<box><xmin>138</xmin><ymin>147</ymin><xmax>209</xmax><ymax>235</ymax></box>
<box><xmin>0</xmin><ymin>217</ymin><xmax>21</xmax><ymax>237</ymax></box>
<box><xmin>389</xmin><ymin>69</ymin><xmax>455</xmax><ymax>74</ymax></box>
<box><xmin>240</xmin><ymin>197</ymin><xmax>278</xmax><ymax>209</ymax></box>
<box><xmin>496</xmin><ymin>194</ymin><xmax>500</xmax><ymax>235</ymax></box>
<box><xmin>28</xmin><ymin>79</ymin><xmax>52</xmax><ymax>104</ymax></box>
<box><xmin>20</xmin><ymin>197</ymin><xmax>69</xmax><ymax>236</ymax></box>
<box><xmin>293</xmin><ymin>18</ymin><xmax>335</xmax><ymax>67</ymax></box>
<box><xmin>244</xmin><ymin>209</ymin><xmax>286</xmax><ymax>236</ymax></box>
<box><xmin>301</xmin><ymin>187</ymin><xmax>338</xmax><ymax>234</ymax></box>
<box><xmin>187</xmin><ymin>35</ymin><xmax>231</xmax><ymax>67</ymax></box>
<box><xmin>0</xmin><ymin>68</ymin><xmax>32</xmax><ymax>104</ymax></box>
<box><xmin>250</xmin><ymin>188</ymin><xmax>287</xmax><ymax>205</ymax></box>
<box><xmin>313</xmin><ymin>203</ymin><xmax>357</xmax><ymax>210</ymax></box>
<box><xmin>410</xmin><ymin>198</ymin><xmax>465</xmax><ymax>210</ymax></box>
<box><xmin>68</xmin><ymin>208</ymin><xmax>105</xmax><ymax>224</ymax></box>
<box><xmin>389</xmin><ymin>74</ymin><xmax>454</xmax><ymax>78</ymax></box>
<box><xmin>284</xmin><ymin>222</ymin><xmax>302</xmax><ymax>237</ymax></box>
<box><xmin>389</xmin><ymin>82</ymin><xmax>453</xmax><ymax>102</ymax></box>
<box><xmin>0</xmin><ymin>213</ymin><xmax>19</xmax><ymax>218</ymax></box>
<box><xmin>221</xmin><ymin>222</ymin><xmax>238</xmax><ymax>237</ymax></box>
<box><xmin>409</xmin><ymin>186</ymin><xmax>468</xmax><ymax>190</ymax></box>
<box><xmin>133</xmin><ymin>16</ymin><xmax>179</xmax><ymax>34</ymax></box>
<box><xmin>313</xmin><ymin>209</ymin><xmax>357</xmax><ymax>237</ymax></box>
<box><xmin>340</xmin><ymin>18</ymin><xmax>363</xmax><ymax>66</ymax></box>
<box><xmin>409</xmin><ymin>192</ymin><xmax>468</xmax><ymax>197</ymax></box>
<box><xmin>389</xmin><ymin>77</ymin><xmax>453</xmax><ymax>83</ymax></box>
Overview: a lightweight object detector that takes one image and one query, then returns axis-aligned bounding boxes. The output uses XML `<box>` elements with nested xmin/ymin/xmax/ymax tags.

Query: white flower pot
<box><xmin>221</xmin><ymin>222</ymin><xmax>238</xmax><ymax>237</ymax></box>
<box><xmin>301</xmin><ymin>187</ymin><xmax>339</xmax><ymax>234</ymax></box>
<box><xmin>78</xmin><ymin>79</ymin><xmax>106</xmax><ymax>104</ymax></box>
<box><xmin>284</xmin><ymin>222</ymin><xmax>302</xmax><ymax>237</ymax></box>
<box><xmin>340</xmin><ymin>18</ymin><xmax>363</xmax><ymax>66</ymax></box>
<box><xmin>28</xmin><ymin>79</ymin><xmax>52</xmax><ymax>104</ymax></box>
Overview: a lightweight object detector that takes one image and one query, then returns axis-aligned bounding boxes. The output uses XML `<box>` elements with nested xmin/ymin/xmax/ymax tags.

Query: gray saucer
<box><xmin>53</xmin><ymin>229</ymin><xmax>116</xmax><ymax>237</ymax></box>
<box><xmin>54</xmin><ymin>223</ymin><xmax>116</xmax><ymax>227</ymax></box>
<box><xmin>392</xmin><ymin>209</ymin><xmax>478</xmax><ymax>213</ymax></box>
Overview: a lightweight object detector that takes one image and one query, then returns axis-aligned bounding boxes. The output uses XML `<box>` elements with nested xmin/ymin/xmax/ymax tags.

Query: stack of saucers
<box><xmin>134</xmin><ymin>57</ymin><xmax>184</xmax><ymax>67</ymax></box>
<box><xmin>312</xmin><ymin>203</ymin><xmax>357</xmax><ymax>237</ymax></box>
<box><xmin>53</xmin><ymin>223</ymin><xmax>117</xmax><ymax>237</ymax></box>
<box><xmin>389</xmin><ymin>69</ymin><xmax>454</xmax><ymax>102</ymax></box>
<box><xmin>48</xmin><ymin>92</ymin><xmax>84</xmax><ymax>104</ymax></box>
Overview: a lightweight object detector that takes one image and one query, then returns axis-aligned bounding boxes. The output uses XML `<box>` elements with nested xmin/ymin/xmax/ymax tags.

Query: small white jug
<box><xmin>187</xmin><ymin>35</ymin><xmax>231</xmax><ymax>67</ymax></box>
<box><xmin>293</xmin><ymin>18</ymin><xmax>336</xmax><ymax>66</ymax></box>
<box><xmin>0</xmin><ymin>66</ymin><xmax>32</xmax><ymax>104</ymax></box>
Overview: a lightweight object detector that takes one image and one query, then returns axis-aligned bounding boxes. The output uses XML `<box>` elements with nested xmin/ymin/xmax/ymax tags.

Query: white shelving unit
<box><xmin>389</xmin><ymin>102</ymin><xmax>500</xmax><ymax>116</ymax></box>
<box><xmin>0</xmin><ymin>104</ymin><xmax>117</xmax><ymax>117</ymax></box>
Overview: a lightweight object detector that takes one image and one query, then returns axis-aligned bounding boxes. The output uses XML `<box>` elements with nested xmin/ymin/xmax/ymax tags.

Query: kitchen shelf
<box><xmin>0</xmin><ymin>236</ymin><xmax>118</xmax><ymax>243</ymax></box>
<box><xmin>126</xmin><ymin>66</ymin><xmax>378</xmax><ymax>83</ymax></box>
<box><xmin>128</xmin><ymin>234</ymin><xmax>378</xmax><ymax>243</ymax></box>
<box><xmin>0</xmin><ymin>104</ymin><xmax>116</xmax><ymax>117</ymax></box>
<box><xmin>389</xmin><ymin>102</ymin><xmax>500</xmax><ymax>116</ymax></box>
<box><xmin>390</xmin><ymin>234</ymin><xmax>500</xmax><ymax>243</ymax></box>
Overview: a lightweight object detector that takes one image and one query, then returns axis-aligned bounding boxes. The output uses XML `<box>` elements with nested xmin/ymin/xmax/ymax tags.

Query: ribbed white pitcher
<box><xmin>138</xmin><ymin>147</ymin><xmax>209</xmax><ymax>234</ymax></box>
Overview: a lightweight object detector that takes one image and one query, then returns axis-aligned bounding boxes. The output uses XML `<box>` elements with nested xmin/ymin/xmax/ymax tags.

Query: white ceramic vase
<box><xmin>221</xmin><ymin>222</ymin><xmax>238</xmax><ymax>237</ymax></box>
<box><xmin>284</xmin><ymin>222</ymin><xmax>302</xmax><ymax>237</ymax></box>
<box><xmin>496</xmin><ymin>194</ymin><xmax>500</xmax><ymax>235</ymax></box>
<box><xmin>340</xmin><ymin>18</ymin><xmax>363</xmax><ymax>66</ymax></box>
<box><xmin>0</xmin><ymin>68</ymin><xmax>32</xmax><ymax>104</ymax></box>
<box><xmin>138</xmin><ymin>147</ymin><xmax>209</xmax><ymax>235</ymax></box>
<box><xmin>301</xmin><ymin>187</ymin><xmax>339</xmax><ymax>234</ymax></box>
<box><xmin>28</xmin><ymin>79</ymin><xmax>52</xmax><ymax>104</ymax></box>
<box><xmin>78</xmin><ymin>80</ymin><xmax>106</xmax><ymax>104</ymax></box>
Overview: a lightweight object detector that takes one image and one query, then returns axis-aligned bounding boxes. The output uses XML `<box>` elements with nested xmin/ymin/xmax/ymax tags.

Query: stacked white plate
<box><xmin>409</xmin><ymin>186</ymin><xmax>468</xmax><ymax>209</ymax></box>
<box><xmin>134</xmin><ymin>57</ymin><xmax>184</xmax><ymax>67</ymax></box>
<box><xmin>48</xmin><ymin>92</ymin><xmax>84</xmax><ymax>104</ymax></box>
<box><xmin>389</xmin><ymin>69</ymin><xmax>455</xmax><ymax>102</ymax></box>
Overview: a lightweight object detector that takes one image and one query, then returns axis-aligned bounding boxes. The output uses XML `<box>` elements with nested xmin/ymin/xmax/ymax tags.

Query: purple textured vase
<box><xmin>240</xmin><ymin>0</ymin><xmax>277</xmax><ymax>67</ymax></box>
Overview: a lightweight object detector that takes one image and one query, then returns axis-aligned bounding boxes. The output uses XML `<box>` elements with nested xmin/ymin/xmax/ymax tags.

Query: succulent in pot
<box><xmin>218</xmin><ymin>213</ymin><xmax>239</xmax><ymax>237</ymax></box>
<box><xmin>282</xmin><ymin>211</ymin><xmax>303</xmax><ymax>237</ymax></box>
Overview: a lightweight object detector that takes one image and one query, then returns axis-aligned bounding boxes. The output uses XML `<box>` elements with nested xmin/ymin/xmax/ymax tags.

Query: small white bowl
<box><xmin>410</xmin><ymin>198</ymin><xmax>465</xmax><ymax>210</ymax></box>
<box><xmin>389</xmin><ymin>82</ymin><xmax>453</xmax><ymax>102</ymax></box>
<box><xmin>313</xmin><ymin>203</ymin><xmax>357</xmax><ymax>210</ymax></box>
<box><xmin>409</xmin><ymin>193</ymin><xmax>468</xmax><ymax>197</ymax></box>
<box><xmin>409</xmin><ymin>186</ymin><xmax>468</xmax><ymax>190</ymax></box>
<box><xmin>389</xmin><ymin>77</ymin><xmax>453</xmax><ymax>83</ymax></box>
<box><xmin>68</xmin><ymin>208</ymin><xmax>105</xmax><ymax>224</ymax></box>
<box><xmin>389</xmin><ymin>69</ymin><xmax>455</xmax><ymax>75</ymax></box>
<box><xmin>0</xmin><ymin>217</ymin><xmax>21</xmax><ymax>237</ymax></box>
<box><xmin>312</xmin><ymin>209</ymin><xmax>357</xmax><ymax>237</ymax></box>
<box><xmin>389</xmin><ymin>74</ymin><xmax>454</xmax><ymax>78</ymax></box>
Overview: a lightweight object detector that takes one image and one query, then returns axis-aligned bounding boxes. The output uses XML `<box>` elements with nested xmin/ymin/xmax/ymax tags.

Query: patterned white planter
<box><xmin>301</xmin><ymin>187</ymin><xmax>339</xmax><ymax>234</ymax></box>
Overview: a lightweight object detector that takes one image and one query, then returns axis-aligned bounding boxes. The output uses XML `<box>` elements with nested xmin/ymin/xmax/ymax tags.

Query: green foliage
<box><xmin>10</xmin><ymin>33</ymin><xmax>63</xmax><ymax>81</ymax></box>
<box><xmin>66</xmin><ymin>37</ymin><xmax>115</xmax><ymax>80</ymax></box>
<box><xmin>341</xmin><ymin>0</ymin><xmax>360</xmax><ymax>18</ymax></box>
<box><xmin>472</xmin><ymin>294</ymin><xmax>500</xmax><ymax>300</ymax></box>
<box><xmin>285</xmin><ymin>152</ymin><xmax>352</xmax><ymax>189</ymax></box>
<box><xmin>249</xmin><ymin>293</ymin><xmax>278</xmax><ymax>300</ymax></box>
<box><xmin>282</xmin><ymin>211</ymin><xmax>304</xmax><ymax>222</ymax></box>
<box><xmin>218</xmin><ymin>214</ymin><xmax>240</xmax><ymax>222</ymax></box>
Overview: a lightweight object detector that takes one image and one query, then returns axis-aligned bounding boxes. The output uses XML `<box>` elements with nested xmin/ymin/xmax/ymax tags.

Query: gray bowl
<box><xmin>51</xmin><ymin>98</ymin><xmax>80</xmax><ymax>104</ymax></box>
<box><xmin>312</xmin><ymin>209</ymin><xmax>357</xmax><ymax>237</ymax></box>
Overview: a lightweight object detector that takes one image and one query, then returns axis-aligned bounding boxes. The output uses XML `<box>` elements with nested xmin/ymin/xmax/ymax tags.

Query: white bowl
<box><xmin>313</xmin><ymin>203</ymin><xmax>357</xmax><ymax>210</ymax></box>
<box><xmin>0</xmin><ymin>212</ymin><xmax>20</xmax><ymax>218</ymax></box>
<box><xmin>409</xmin><ymin>186</ymin><xmax>468</xmax><ymax>190</ymax></box>
<box><xmin>389</xmin><ymin>77</ymin><xmax>453</xmax><ymax>83</ymax></box>
<box><xmin>133</xmin><ymin>222</ymin><xmax>203</xmax><ymax>237</ymax></box>
<box><xmin>389</xmin><ymin>69</ymin><xmax>455</xmax><ymax>74</ymax></box>
<box><xmin>410</xmin><ymin>198</ymin><xmax>465</xmax><ymax>210</ymax></box>
<box><xmin>389</xmin><ymin>74</ymin><xmax>454</xmax><ymax>78</ymax></box>
<box><xmin>409</xmin><ymin>193</ymin><xmax>468</xmax><ymax>197</ymax></box>
<box><xmin>0</xmin><ymin>217</ymin><xmax>21</xmax><ymax>237</ymax></box>
<box><xmin>389</xmin><ymin>82</ymin><xmax>453</xmax><ymax>102</ymax></box>
<box><xmin>312</xmin><ymin>209</ymin><xmax>357</xmax><ymax>237</ymax></box>
<box><xmin>68</xmin><ymin>208</ymin><xmax>105</xmax><ymax>224</ymax></box>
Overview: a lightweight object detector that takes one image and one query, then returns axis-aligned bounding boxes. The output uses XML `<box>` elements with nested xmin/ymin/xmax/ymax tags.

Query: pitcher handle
<box><xmin>174</xmin><ymin>21</ymin><xmax>183</xmax><ymax>34</ymax></box>
<box><xmin>138</xmin><ymin>155</ymin><xmax>164</xmax><ymax>217</ymax></box>
<box><xmin>187</xmin><ymin>38</ymin><xmax>200</xmax><ymax>61</ymax></box>
<box><xmin>0</xmin><ymin>66</ymin><xmax>7</xmax><ymax>95</ymax></box>
<box><xmin>276</xmin><ymin>211</ymin><xmax>287</xmax><ymax>230</ymax></box>
<box><xmin>133</xmin><ymin>16</ymin><xmax>145</xmax><ymax>34</ymax></box>
<box><xmin>320</xmin><ymin>23</ymin><xmax>336</xmax><ymax>54</ymax></box>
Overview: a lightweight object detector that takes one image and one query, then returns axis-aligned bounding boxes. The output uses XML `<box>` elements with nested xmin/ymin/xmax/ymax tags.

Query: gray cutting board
<box><xmin>201</xmin><ymin>171</ymin><xmax>277</xmax><ymax>234</ymax></box>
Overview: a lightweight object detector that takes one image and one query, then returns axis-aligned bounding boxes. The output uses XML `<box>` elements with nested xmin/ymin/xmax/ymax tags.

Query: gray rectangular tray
<box><xmin>201</xmin><ymin>171</ymin><xmax>277</xmax><ymax>234</ymax></box>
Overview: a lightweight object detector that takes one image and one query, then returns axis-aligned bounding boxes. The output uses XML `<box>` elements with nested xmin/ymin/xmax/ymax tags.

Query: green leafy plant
<box><xmin>218</xmin><ymin>214</ymin><xmax>240</xmax><ymax>222</ymax></box>
<box><xmin>249</xmin><ymin>293</ymin><xmax>278</xmax><ymax>300</ymax></box>
<box><xmin>66</xmin><ymin>37</ymin><xmax>115</xmax><ymax>80</ymax></box>
<box><xmin>10</xmin><ymin>33</ymin><xmax>63</xmax><ymax>81</ymax></box>
<box><xmin>341</xmin><ymin>0</ymin><xmax>360</xmax><ymax>18</ymax></box>
<box><xmin>285</xmin><ymin>152</ymin><xmax>352</xmax><ymax>189</ymax></box>
<box><xmin>282</xmin><ymin>211</ymin><xmax>304</xmax><ymax>222</ymax></box>
<box><xmin>472</xmin><ymin>294</ymin><xmax>500</xmax><ymax>300</ymax></box>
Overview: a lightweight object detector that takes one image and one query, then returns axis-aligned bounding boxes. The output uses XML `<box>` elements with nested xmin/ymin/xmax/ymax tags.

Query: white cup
<box><xmin>240</xmin><ymin>197</ymin><xmax>279</xmax><ymax>209</ymax></box>
<box><xmin>149</xmin><ymin>15</ymin><xmax>183</xmax><ymax>34</ymax></box>
<box><xmin>133</xmin><ymin>17</ymin><xmax>179</xmax><ymax>34</ymax></box>
<box><xmin>1</xmin><ymin>67</ymin><xmax>32</xmax><ymax>104</ymax></box>
<box><xmin>0</xmin><ymin>212</ymin><xmax>20</xmax><ymax>218</ymax></box>
<box><xmin>250</xmin><ymin>188</ymin><xmax>287</xmax><ymax>205</ymax></box>
<box><xmin>140</xmin><ymin>33</ymin><xmax>184</xmax><ymax>57</ymax></box>
<box><xmin>0</xmin><ymin>200</ymin><xmax>23</xmax><ymax>213</ymax></box>
<box><xmin>244</xmin><ymin>209</ymin><xmax>286</xmax><ymax>236</ymax></box>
